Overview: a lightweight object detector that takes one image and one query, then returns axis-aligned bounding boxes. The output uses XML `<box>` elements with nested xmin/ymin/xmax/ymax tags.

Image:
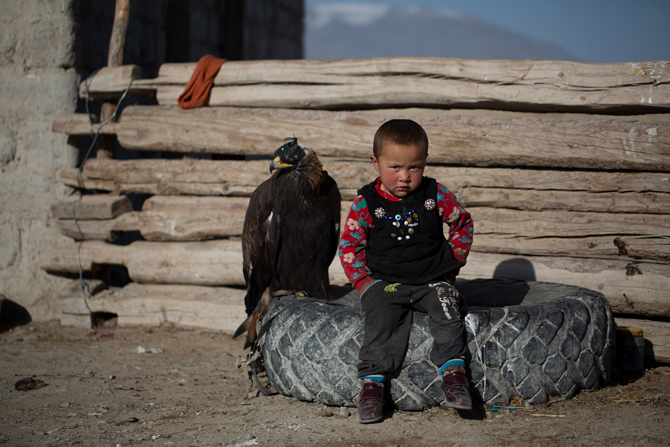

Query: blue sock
<box><xmin>360</xmin><ymin>375</ymin><xmax>385</xmax><ymax>382</ymax></box>
<box><xmin>439</xmin><ymin>359</ymin><xmax>465</xmax><ymax>375</ymax></box>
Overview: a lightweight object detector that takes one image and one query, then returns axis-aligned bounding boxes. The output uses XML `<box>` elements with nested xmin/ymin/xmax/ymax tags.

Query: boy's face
<box><xmin>371</xmin><ymin>143</ymin><xmax>426</xmax><ymax>199</ymax></box>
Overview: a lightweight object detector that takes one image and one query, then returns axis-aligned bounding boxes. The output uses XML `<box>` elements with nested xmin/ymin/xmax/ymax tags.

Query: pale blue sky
<box><xmin>305</xmin><ymin>0</ymin><xmax>670</xmax><ymax>63</ymax></box>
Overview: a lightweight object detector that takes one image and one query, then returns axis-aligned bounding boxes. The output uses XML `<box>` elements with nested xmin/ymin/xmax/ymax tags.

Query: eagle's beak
<box><xmin>269</xmin><ymin>156</ymin><xmax>293</xmax><ymax>173</ymax></box>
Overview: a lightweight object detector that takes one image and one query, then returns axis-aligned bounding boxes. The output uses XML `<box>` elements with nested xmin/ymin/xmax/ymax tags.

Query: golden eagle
<box><xmin>235</xmin><ymin>137</ymin><xmax>341</xmax><ymax>344</ymax></box>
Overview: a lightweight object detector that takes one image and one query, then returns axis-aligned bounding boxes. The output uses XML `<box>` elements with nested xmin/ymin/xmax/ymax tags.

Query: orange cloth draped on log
<box><xmin>177</xmin><ymin>55</ymin><xmax>226</xmax><ymax>109</ymax></box>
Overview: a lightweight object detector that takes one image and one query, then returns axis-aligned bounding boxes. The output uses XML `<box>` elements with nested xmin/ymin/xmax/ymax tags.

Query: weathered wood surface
<box><xmin>40</xmin><ymin>241</ymin><xmax>125</xmax><ymax>274</ymax></box>
<box><xmin>88</xmin><ymin>283</ymin><xmax>247</xmax><ymax>333</ymax></box>
<box><xmin>138</xmin><ymin>196</ymin><xmax>249</xmax><ymax>241</ymax></box>
<box><xmin>458</xmin><ymin>188</ymin><xmax>670</xmax><ymax>215</ymax></box>
<box><xmin>61</xmin><ymin>158</ymin><xmax>266</xmax><ymax>197</ymax></box>
<box><xmin>55</xmin><ymin>196</ymin><xmax>343</xmax><ymax>242</ymax></box>
<box><xmin>97</xmin><ymin>103</ymin><xmax>120</xmax><ymax>159</ymax></box>
<box><xmin>128</xmin><ymin>240</ymin><xmax>243</xmax><ymax>286</ymax></box>
<box><xmin>51</xmin><ymin>195</ymin><xmax>132</xmax><ymax>220</ymax></box>
<box><xmin>52</xmin><ymin>114</ymin><xmax>119</xmax><ymax>135</ymax></box>
<box><xmin>54</xmin><ymin>106</ymin><xmax>670</xmax><ymax>170</ymax></box>
<box><xmin>40</xmin><ymin>240</ymin><xmax>348</xmax><ymax>288</ymax></box>
<box><xmin>56</xmin><ymin>212</ymin><xmax>138</xmax><ymax>241</ymax></box>
<box><xmin>60</xmin><ymin>157</ymin><xmax>670</xmax><ymax>195</ymax></box>
<box><xmin>60</xmin><ymin>158</ymin><xmax>670</xmax><ymax>213</ymax></box>
<box><xmin>80</xmin><ymin>59</ymin><xmax>670</xmax><ymax>113</ymax></box>
<box><xmin>53</xmin><ymin>196</ymin><xmax>670</xmax><ymax>263</ymax></box>
<box><xmin>615</xmin><ymin>317</ymin><xmax>670</xmax><ymax>363</ymax></box>
<box><xmin>132</xmin><ymin>197</ymin><xmax>353</xmax><ymax>243</ymax></box>
<box><xmin>55</xmin><ymin>197</ymin><xmax>250</xmax><ymax>242</ymax></box>
<box><xmin>472</xmin><ymin>208</ymin><xmax>670</xmax><ymax>262</ymax></box>
<box><xmin>461</xmin><ymin>251</ymin><xmax>670</xmax><ymax>318</ymax></box>
<box><xmin>39</xmin><ymin>240</ymin><xmax>245</xmax><ymax>286</ymax></box>
<box><xmin>78</xmin><ymin>65</ymin><xmax>149</xmax><ymax>100</ymax></box>
<box><xmin>94</xmin><ymin>0</ymin><xmax>132</xmax><ymax>159</ymax></box>
<box><xmin>108</xmin><ymin>0</ymin><xmax>130</xmax><ymax>67</ymax></box>
<box><xmin>40</xmin><ymin>241</ymin><xmax>669</xmax><ymax>318</ymax></box>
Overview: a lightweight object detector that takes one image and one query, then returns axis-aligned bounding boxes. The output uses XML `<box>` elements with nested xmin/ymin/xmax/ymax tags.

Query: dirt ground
<box><xmin>1</xmin><ymin>322</ymin><xmax>669</xmax><ymax>447</ymax></box>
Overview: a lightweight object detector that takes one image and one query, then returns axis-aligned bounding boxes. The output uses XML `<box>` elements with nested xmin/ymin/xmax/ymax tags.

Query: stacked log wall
<box><xmin>46</xmin><ymin>58</ymin><xmax>670</xmax><ymax>362</ymax></box>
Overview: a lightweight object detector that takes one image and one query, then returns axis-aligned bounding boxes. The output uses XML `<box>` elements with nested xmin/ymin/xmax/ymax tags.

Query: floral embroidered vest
<box><xmin>359</xmin><ymin>177</ymin><xmax>462</xmax><ymax>285</ymax></box>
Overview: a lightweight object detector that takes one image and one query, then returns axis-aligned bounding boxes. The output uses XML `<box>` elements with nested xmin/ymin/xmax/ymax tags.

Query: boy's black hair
<box><xmin>373</xmin><ymin>119</ymin><xmax>429</xmax><ymax>159</ymax></box>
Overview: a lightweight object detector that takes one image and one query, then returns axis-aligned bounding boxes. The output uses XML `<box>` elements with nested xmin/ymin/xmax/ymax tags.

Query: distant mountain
<box><xmin>305</xmin><ymin>3</ymin><xmax>578</xmax><ymax>61</ymax></box>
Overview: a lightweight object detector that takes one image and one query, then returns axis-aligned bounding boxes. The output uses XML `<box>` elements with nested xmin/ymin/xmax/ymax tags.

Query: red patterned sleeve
<box><xmin>338</xmin><ymin>195</ymin><xmax>374</xmax><ymax>291</ymax></box>
<box><xmin>436</xmin><ymin>183</ymin><xmax>473</xmax><ymax>265</ymax></box>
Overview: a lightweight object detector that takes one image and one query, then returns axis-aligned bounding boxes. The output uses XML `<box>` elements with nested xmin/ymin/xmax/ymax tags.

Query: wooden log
<box><xmin>472</xmin><ymin>208</ymin><xmax>670</xmax><ymax>262</ymax></box>
<box><xmin>39</xmin><ymin>241</ymin><xmax>125</xmax><ymax>274</ymax></box>
<box><xmin>39</xmin><ymin>241</ymin><xmax>669</xmax><ymax>318</ymax></box>
<box><xmin>458</xmin><ymin>188</ymin><xmax>670</xmax><ymax>215</ymax></box>
<box><xmin>51</xmin><ymin>114</ymin><xmax>119</xmax><ymax>135</ymax></box>
<box><xmin>461</xmin><ymin>252</ymin><xmax>670</xmax><ymax>319</ymax></box>
<box><xmin>138</xmin><ymin>196</ymin><xmax>249</xmax><ymax>241</ymax></box>
<box><xmin>53</xmin><ymin>196</ymin><xmax>670</xmax><ymax>264</ymax></box>
<box><xmin>614</xmin><ymin>317</ymin><xmax>670</xmax><ymax>364</ymax></box>
<box><xmin>56</xmin><ymin>198</ymin><xmax>248</xmax><ymax>242</ymax></box>
<box><xmin>87</xmin><ymin>283</ymin><xmax>247</xmax><ymax>333</ymax></box>
<box><xmin>51</xmin><ymin>194</ymin><xmax>132</xmax><ymax>220</ymax></box>
<box><xmin>438</xmin><ymin>167</ymin><xmax>670</xmax><ymax>195</ymax></box>
<box><xmin>152</xmin><ymin>200</ymin><xmax>670</xmax><ymax>262</ymax></box>
<box><xmin>61</xmin><ymin>168</ymin><xmax>115</xmax><ymax>192</ymax></box>
<box><xmin>136</xmin><ymin>197</ymin><xmax>351</xmax><ymax>243</ymax></box>
<box><xmin>53</xmin><ymin>196</ymin><xmax>347</xmax><ymax>243</ymax></box>
<box><xmin>475</xmin><ymin>233</ymin><xmax>670</xmax><ymax>263</ymax></box>
<box><xmin>56</xmin><ymin>212</ymin><xmax>139</xmax><ymax>241</ymax></box>
<box><xmin>54</xmin><ymin>105</ymin><xmax>670</xmax><ymax>171</ymax></box>
<box><xmin>97</xmin><ymin>104</ymin><xmax>117</xmax><ymax>159</ymax></box>
<box><xmin>61</xmin><ymin>158</ymin><xmax>265</xmax><ymax>196</ymax></box>
<box><xmin>39</xmin><ymin>240</ymin><xmax>245</xmax><ymax>286</ymax></box>
<box><xmin>60</xmin><ymin>158</ymin><xmax>670</xmax><ymax>210</ymax></box>
<box><xmin>108</xmin><ymin>0</ymin><xmax>130</xmax><ymax>67</ymax></box>
<box><xmin>79</xmin><ymin>65</ymin><xmax>145</xmax><ymax>101</ymax></box>
<box><xmin>39</xmin><ymin>239</ymin><xmax>344</xmax><ymax>288</ymax></box>
<box><xmin>126</xmin><ymin>240</ymin><xmax>244</xmax><ymax>286</ymax></box>
<box><xmin>55</xmin><ymin>218</ymin><xmax>118</xmax><ymax>241</ymax></box>
<box><xmin>95</xmin><ymin>0</ymin><xmax>132</xmax><ymax>159</ymax></box>
<box><xmin>81</xmin><ymin>58</ymin><xmax>670</xmax><ymax>113</ymax></box>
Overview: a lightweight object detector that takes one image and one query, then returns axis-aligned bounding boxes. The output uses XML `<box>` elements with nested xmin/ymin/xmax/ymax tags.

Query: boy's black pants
<box><xmin>358</xmin><ymin>279</ymin><xmax>467</xmax><ymax>378</ymax></box>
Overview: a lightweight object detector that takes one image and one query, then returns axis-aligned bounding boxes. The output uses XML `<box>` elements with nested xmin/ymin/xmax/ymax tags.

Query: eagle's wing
<box><xmin>237</xmin><ymin>150</ymin><xmax>341</xmax><ymax>343</ymax></box>
<box><xmin>269</xmin><ymin>169</ymin><xmax>341</xmax><ymax>302</ymax></box>
<box><xmin>304</xmin><ymin>172</ymin><xmax>342</xmax><ymax>300</ymax></box>
<box><xmin>241</xmin><ymin>178</ymin><xmax>275</xmax><ymax>317</ymax></box>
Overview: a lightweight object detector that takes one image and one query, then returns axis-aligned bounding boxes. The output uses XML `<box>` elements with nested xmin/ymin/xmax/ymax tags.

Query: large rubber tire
<box><xmin>260</xmin><ymin>279</ymin><xmax>615</xmax><ymax>410</ymax></box>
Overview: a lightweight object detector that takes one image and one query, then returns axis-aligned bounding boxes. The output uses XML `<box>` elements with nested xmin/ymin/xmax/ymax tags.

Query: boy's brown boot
<box><xmin>441</xmin><ymin>367</ymin><xmax>473</xmax><ymax>411</ymax></box>
<box><xmin>357</xmin><ymin>381</ymin><xmax>384</xmax><ymax>424</ymax></box>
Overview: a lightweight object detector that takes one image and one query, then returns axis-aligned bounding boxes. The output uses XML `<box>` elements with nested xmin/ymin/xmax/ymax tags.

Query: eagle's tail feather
<box><xmin>232</xmin><ymin>318</ymin><xmax>249</xmax><ymax>339</ymax></box>
<box><xmin>232</xmin><ymin>319</ymin><xmax>258</xmax><ymax>351</ymax></box>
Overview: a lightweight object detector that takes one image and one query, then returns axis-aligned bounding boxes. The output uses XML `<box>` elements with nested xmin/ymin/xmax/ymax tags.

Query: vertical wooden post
<box><xmin>98</xmin><ymin>0</ymin><xmax>131</xmax><ymax>159</ymax></box>
<box><xmin>108</xmin><ymin>0</ymin><xmax>131</xmax><ymax>67</ymax></box>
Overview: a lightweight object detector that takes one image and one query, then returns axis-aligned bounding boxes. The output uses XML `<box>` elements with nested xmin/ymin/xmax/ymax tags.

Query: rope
<box><xmin>71</xmin><ymin>72</ymin><xmax>135</xmax><ymax>317</ymax></box>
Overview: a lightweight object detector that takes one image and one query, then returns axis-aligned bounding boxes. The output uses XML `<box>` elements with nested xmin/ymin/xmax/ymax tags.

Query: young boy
<box><xmin>339</xmin><ymin>119</ymin><xmax>474</xmax><ymax>424</ymax></box>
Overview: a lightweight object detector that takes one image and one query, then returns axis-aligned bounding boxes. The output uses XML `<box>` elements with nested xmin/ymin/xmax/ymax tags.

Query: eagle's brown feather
<box><xmin>236</xmin><ymin>147</ymin><xmax>341</xmax><ymax>346</ymax></box>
